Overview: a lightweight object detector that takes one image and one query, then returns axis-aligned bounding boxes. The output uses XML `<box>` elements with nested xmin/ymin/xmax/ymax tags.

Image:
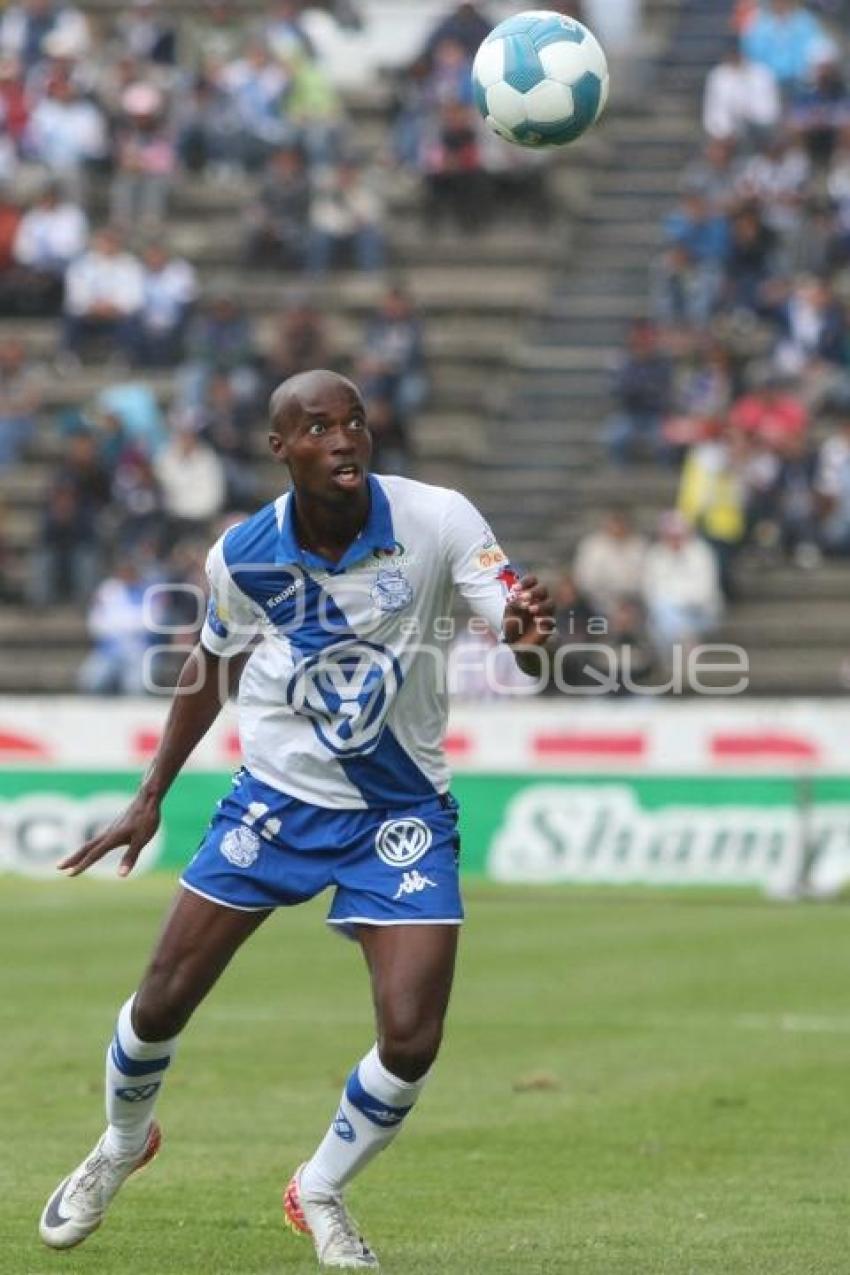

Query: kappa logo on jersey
<box><xmin>115</xmin><ymin>1082</ymin><xmax>161</xmax><ymax>1103</ymax></box>
<box><xmin>371</xmin><ymin>568</ymin><xmax>413</xmax><ymax>614</ymax></box>
<box><xmin>333</xmin><ymin>1109</ymin><xmax>356</xmax><ymax>1142</ymax></box>
<box><xmin>220</xmin><ymin>825</ymin><xmax>260</xmax><ymax>867</ymax></box>
<box><xmin>285</xmin><ymin>640</ymin><xmax>402</xmax><ymax>756</ymax></box>
<box><xmin>393</xmin><ymin>869</ymin><xmax>437</xmax><ymax>900</ymax></box>
<box><xmin>266</xmin><ymin>576</ymin><xmax>304</xmax><ymax>610</ymax></box>
<box><xmin>375</xmin><ymin>818</ymin><xmax>432</xmax><ymax>868</ymax></box>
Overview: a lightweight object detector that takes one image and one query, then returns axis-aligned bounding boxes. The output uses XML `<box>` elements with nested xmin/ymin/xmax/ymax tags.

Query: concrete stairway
<box><xmin>463</xmin><ymin>0</ymin><xmax>850</xmax><ymax>696</ymax></box>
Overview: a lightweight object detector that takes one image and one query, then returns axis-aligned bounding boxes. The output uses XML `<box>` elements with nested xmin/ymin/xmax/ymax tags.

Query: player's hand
<box><xmin>57</xmin><ymin>789</ymin><xmax>162</xmax><ymax>879</ymax></box>
<box><xmin>502</xmin><ymin>574</ymin><xmax>556</xmax><ymax>648</ymax></box>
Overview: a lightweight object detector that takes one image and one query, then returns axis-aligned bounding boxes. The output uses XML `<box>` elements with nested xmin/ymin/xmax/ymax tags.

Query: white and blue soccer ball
<box><xmin>471</xmin><ymin>10</ymin><xmax>609</xmax><ymax>148</ymax></box>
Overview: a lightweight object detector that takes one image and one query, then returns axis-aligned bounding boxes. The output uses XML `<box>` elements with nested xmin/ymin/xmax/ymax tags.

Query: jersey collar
<box><xmin>275</xmin><ymin>474</ymin><xmax>395</xmax><ymax>574</ymax></box>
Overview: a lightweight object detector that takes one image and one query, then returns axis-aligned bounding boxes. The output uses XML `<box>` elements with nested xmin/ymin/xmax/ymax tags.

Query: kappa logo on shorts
<box><xmin>393</xmin><ymin>869</ymin><xmax>437</xmax><ymax>900</ymax></box>
<box><xmin>375</xmin><ymin>817</ymin><xmax>432</xmax><ymax>868</ymax></box>
<box><xmin>220</xmin><ymin>825</ymin><xmax>260</xmax><ymax>868</ymax></box>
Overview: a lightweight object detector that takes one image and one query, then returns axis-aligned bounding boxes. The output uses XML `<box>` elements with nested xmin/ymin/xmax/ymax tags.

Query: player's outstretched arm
<box><xmin>502</xmin><ymin>574</ymin><xmax>557</xmax><ymax>676</ymax></box>
<box><xmin>58</xmin><ymin>645</ymin><xmax>231</xmax><ymax>878</ymax></box>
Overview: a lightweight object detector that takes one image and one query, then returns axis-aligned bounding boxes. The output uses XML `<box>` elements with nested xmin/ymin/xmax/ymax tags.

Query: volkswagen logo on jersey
<box><xmin>375</xmin><ymin>817</ymin><xmax>432</xmax><ymax>868</ymax></box>
<box><xmin>371</xmin><ymin>568</ymin><xmax>413</xmax><ymax>614</ymax></box>
<box><xmin>220</xmin><ymin>826</ymin><xmax>260</xmax><ymax>868</ymax></box>
<box><xmin>285</xmin><ymin>640</ymin><xmax>403</xmax><ymax>757</ymax></box>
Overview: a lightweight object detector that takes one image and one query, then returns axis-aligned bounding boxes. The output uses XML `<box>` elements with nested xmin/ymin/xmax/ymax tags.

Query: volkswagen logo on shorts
<box><xmin>375</xmin><ymin>818</ymin><xmax>432</xmax><ymax>868</ymax></box>
<box><xmin>285</xmin><ymin>640</ymin><xmax>402</xmax><ymax>756</ymax></box>
<box><xmin>220</xmin><ymin>826</ymin><xmax>260</xmax><ymax>868</ymax></box>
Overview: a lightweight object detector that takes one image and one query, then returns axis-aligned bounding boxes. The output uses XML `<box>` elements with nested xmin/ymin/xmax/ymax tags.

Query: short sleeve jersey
<box><xmin>201</xmin><ymin>475</ymin><xmax>519</xmax><ymax>809</ymax></box>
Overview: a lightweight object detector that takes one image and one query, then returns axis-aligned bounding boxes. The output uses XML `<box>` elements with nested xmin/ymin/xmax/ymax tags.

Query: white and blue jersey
<box><xmin>181</xmin><ymin>474</ymin><xmax>519</xmax><ymax>929</ymax></box>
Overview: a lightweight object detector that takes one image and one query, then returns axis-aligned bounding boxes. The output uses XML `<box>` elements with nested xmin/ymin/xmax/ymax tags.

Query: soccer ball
<box><xmin>471</xmin><ymin>10</ymin><xmax>609</xmax><ymax>148</ymax></box>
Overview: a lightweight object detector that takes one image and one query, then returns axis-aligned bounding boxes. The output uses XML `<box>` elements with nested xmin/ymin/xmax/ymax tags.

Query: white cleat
<box><xmin>283</xmin><ymin>1164</ymin><xmax>379</xmax><ymax>1269</ymax></box>
<box><xmin>39</xmin><ymin>1122</ymin><xmax>161</xmax><ymax>1250</ymax></box>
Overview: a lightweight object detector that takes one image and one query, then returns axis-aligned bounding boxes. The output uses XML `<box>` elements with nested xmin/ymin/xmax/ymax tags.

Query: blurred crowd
<box><xmin>591</xmin><ymin>0</ymin><xmax>850</xmax><ymax>675</ymax></box>
<box><xmin>0</xmin><ymin>0</ymin><xmax>519</xmax><ymax>691</ymax></box>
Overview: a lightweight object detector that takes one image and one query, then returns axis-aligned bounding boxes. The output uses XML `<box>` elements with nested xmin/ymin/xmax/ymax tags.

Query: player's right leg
<box><xmin>39</xmin><ymin>887</ymin><xmax>269</xmax><ymax>1249</ymax></box>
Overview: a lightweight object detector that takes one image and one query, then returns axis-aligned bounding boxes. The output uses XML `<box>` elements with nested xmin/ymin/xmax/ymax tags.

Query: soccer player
<box><xmin>38</xmin><ymin>370</ymin><xmax>554</xmax><ymax>1269</ymax></box>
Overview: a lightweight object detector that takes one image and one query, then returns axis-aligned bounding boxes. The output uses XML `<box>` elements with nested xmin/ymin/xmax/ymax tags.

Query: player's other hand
<box><xmin>57</xmin><ymin>789</ymin><xmax>162</xmax><ymax>878</ymax></box>
<box><xmin>502</xmin><ymin>574</ymin><xmax>556</xmax><ymax>648</ymax></box>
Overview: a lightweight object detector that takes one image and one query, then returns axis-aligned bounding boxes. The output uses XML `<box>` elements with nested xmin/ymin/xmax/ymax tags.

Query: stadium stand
<box><xmin>1</xmin><ymin>0</ymin><xmax>847</xmax><ymax>695</ymax></box>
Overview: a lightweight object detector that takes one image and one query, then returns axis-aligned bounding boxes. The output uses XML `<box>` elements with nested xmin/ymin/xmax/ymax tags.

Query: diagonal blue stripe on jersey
<box><xmin>345</xmin><ymin>1068</ymin><xmax>413</xmax><ymax>1128</ymax></box>
<box><xmin>339</xmin><ymin>723</ymin><xmax>436</xmax><ymax>805</ymax></box>
<box><xmin>111</xmin><ymin>1037</ymin><xmax>172</xmax><ymax>1078</ymax></box>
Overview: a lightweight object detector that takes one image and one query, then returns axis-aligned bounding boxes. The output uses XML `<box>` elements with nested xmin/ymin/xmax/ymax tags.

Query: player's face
<box><xmin>271</xmin><ymin>384</ymin><xmax>372</xmax><ymax>500</ymax></box>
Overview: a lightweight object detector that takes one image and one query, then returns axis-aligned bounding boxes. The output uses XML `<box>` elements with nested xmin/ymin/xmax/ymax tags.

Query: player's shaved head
<box><xmin>269</xmin><ymin>369</ymin><xmax>363</xmax><ymax>438</ymax></box>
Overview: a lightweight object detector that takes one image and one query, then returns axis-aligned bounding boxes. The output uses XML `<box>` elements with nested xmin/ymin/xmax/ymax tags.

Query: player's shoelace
<box><xmin>320</xmin><ymin>1197</ymin><xmax>373</xmax><ymax>1261</ymax></box>
<box><xmin>66</xmin><ymin>1149</ymin><xmax>113</xmax><ymax>1210</ymax></box>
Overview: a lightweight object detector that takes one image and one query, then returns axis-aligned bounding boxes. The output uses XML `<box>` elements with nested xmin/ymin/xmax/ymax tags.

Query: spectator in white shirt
<box><xmin>154</xmin><ymin>414</ymin><xmax>226</xmax><ymax>538</ymax></box>
<box><xmin>133</xmin><ymin>242</ymin><xmax>198</xmax><ymax>367</ymax></box>
<box><xmin>63</xmin><ymin>227</ymin><xmax>144</xmax><ymax>359</ymax></box>
<box><xmin>77</xmin><ymin>559</ymin><xmax>153</xmax><ymax>695</ymax></box>
<box><xmin>24</xmin><ymin>73</ymin><xmax>107</xmax><ymax>198</ymax></box>
<box><xmin>307</xmin><ymin>159</ymin><xmax>386</xmax><ymax>274</ymax></box>
<box><xmin>0</xmin><ymin>2</ymin><xmax>91</xmax><ymax>68</ymax></box>
<box><xmin>703</xmin><ymin>40</ymin><xmax>781</xmax><ymax>147</ymax></box>
<box><xmin>642</xmin><ymin>510</ymin><xmax>722</xmax><ymax>655</ymax></box>
<box><xmin>12</xmin><ymin>182</ymin><xmax>87</xmax><ymax>310</ymax></box>
<box><xmin>573</xmin><ymin>508</ymin><xmax>648</xmax><ymax>619</ymax></box>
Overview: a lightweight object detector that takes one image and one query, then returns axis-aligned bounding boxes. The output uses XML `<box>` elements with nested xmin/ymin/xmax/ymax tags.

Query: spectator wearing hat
<box><xmin>110</xmin><ymin>82</ymin><xmax>176</xmax><ymax>228</ymax></box>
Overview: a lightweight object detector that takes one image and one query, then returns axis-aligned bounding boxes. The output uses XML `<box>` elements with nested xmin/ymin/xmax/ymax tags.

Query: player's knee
<box><xmin>132</xmin><ymin>967</ymin><xmax>196</xmax><ymax>1041</ymax></box>
<box><xmin>379</xmin><ymin>1016</ymin><xmax>443</xmax><ymax>1082</ymax></box>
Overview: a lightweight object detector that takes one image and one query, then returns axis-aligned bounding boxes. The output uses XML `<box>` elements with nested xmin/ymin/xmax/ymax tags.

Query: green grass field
<box><xmin>3</xmin><ymin>877</ymin><xmax>850</xmax><ymax>1275</ymax></box>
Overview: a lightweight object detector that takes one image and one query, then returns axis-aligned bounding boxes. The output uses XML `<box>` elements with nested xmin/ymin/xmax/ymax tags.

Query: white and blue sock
<box><xmin>102</xmin><ymin>996</ymin><xmax>177</xmax><ymax>1160</ymax></box>
<box><xmin>300</xmin><ymin>1044</ymin><xmax>428</xmax><ymax>1198</ymax></box>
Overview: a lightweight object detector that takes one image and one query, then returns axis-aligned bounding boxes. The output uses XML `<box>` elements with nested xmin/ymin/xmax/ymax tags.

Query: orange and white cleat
<box><xmin>283</xmin><ymin>1163</ymin><xmax>379</xmax><ymax>1269</ymax></box>
<box><xmin>39</xmin><ymin>1121</ymin><xmax>161</xmax><ymax>1250</ymax></box>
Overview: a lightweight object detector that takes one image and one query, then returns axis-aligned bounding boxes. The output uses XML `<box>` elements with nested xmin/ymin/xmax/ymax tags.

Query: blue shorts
<box><xmin>180</xmin><ymin>769</ymin><xmax>463</xmax><ymax>934</ymax></box>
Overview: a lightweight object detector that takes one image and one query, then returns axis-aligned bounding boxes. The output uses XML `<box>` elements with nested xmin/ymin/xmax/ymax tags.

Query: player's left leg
<box><xmin>285</xmin><ymin>924</ymin><xmax>458</xmax><ymax>1268</ymax></box>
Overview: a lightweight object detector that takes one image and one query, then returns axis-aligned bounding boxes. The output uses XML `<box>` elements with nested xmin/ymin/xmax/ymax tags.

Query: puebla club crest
<box><xmin>371</xmin><ymin>568</ymin><xmax>413</xmax><ymax>614</ymax></box>
<box><xmin>220</xmin><ymin>826</ymin><xmax>260</xmax><ymax>868</ymax></box>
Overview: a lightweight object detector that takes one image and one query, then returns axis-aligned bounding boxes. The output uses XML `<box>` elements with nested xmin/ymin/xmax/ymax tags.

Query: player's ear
<box><xmin>269</xmin><ymin>431</ymin><xmax>288</xmax><ymax>463</ymax></box>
